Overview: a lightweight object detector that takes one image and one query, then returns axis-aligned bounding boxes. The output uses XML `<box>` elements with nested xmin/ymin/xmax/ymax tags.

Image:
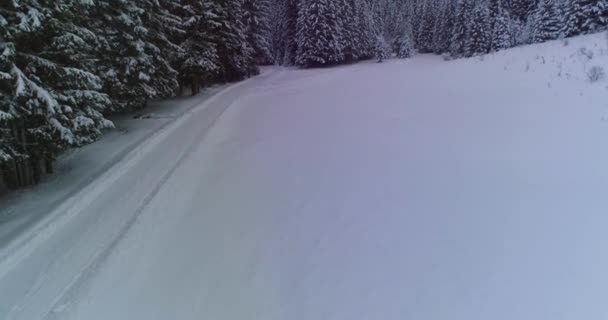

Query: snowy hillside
<box><xmin>2</xmin><ymin>32</ymin><xmax>608</xmax><ymax>320</ymax></box>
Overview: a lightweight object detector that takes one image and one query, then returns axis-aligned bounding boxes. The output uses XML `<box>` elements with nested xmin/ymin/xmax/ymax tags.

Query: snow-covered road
<box><xmin>4</xmin><ymin>35</ymin><xmax>608</xmax><ymax>320</ymax></box>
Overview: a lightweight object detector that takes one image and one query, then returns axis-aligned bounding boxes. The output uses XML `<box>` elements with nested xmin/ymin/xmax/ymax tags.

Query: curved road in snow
<box><xmin>2</xmin><ymin>53</ymin><xmax>608</xmax><ymax>320</ymax></box>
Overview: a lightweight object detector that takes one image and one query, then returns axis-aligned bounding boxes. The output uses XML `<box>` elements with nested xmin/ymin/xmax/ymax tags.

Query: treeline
<box><xmin>0</xmin><ymin>0</ymin><xmax>272</xmax><ymax>188</ymax></box>
<box><xmin>2</xmin><ymin>0</ymin><xmax>606</xmax><ymax>189</ymax></box>
<box><xmin>271</xmin><ymin>0</ymin><xmax>608</xmax><ymax>65</ymax></box>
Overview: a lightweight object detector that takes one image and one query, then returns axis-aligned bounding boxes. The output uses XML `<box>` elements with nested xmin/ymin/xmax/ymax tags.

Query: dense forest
<box><xmin>1</xmin><ymin>0</ymin><xmax>607</xmax><ymax>188</ymax></box>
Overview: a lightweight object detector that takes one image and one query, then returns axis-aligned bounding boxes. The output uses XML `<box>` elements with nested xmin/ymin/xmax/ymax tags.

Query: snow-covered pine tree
<box><xmin>178</xmin><ymin>0</ymin><xmax>221</xmax><ymax>94</ymax></box>
<box><xmin>532</xmin><ymin>0</ymin><xmax>564</xmax><ymax>42</ymax></box>
<box><xmin>562</xmin><ymin>0</ymin><xmax>587</xmax><ymax>36</ymax></box>
<box><xmin>354</xmin><ymin>0</ymin><xmax>375</xmax><ymax>59</ymax></box>
<box><xmin>491</xmin><ymin>7</ymin><xmax>515</xmax><ymax>51</ymax></box>
<box><xmin>510</xmin><ymin>0</ymin><xmax>537</xmax><ymax>22</ymax></box>
<box><xmin>138</xmin><ymin>0</ymin><xmax>181</xmax><ymax>99</ymax></box>
<box><xmin>417</xmin><ymin>0</ymin><xmax>438</xmax><ymax>53</ymax></box>
<box><xmin>86</xmin><ymin>0</ymin><xmax>159</xmax><ymax>111</ymax></box>
<box><xmin>212</xmin><ymin>0</ymin><xmax>255</xmax><ymax>81</ymax></box>
<box><xmin>374</xmin><ymin>34</ymin><xmax>391</xmax><ymax>62</ymax></box>
<box><xmin>274</xmin><ymin>0</ymin><xmax>298</xmax><ymax>65</ymax></box>
<box><xmin>0</xmin><ymin>0</ymin><xmax>112</xmax><ymax>185</ymax></box>
<box><xmin>579</xmin><ymin>0</ymin><xmax>608</xmax><ymax>33</ymax></box>
<box><xmin>396</xmin><ymin>31</ymin><xmax>414</xmax><ymax>58</ymax></box>
<box><xmin>338</xmin><ymin>0</ymin><xmax>359</xmax><ymax>62</ymax></box>
<box><xmin>449</xmin><ymin>0</ymin><xmax>475</xmax><ymax>57</ymax></box>
<box><xmin>243</xmin><ymin>0</ymin><xmax>274</xmax><ymax>65</ymax></box>
<box><xmin>464</xmin><ymin>3</ymin><xmax>492</xmax><ymax>56</ymax></box>
<box><xmin>433</xmin><ymin>0</ymin><xmax>456</xmax><ymax>54</ymax></box>
<box><xmin>296</xmin><ymin>0</ymin><xmax>344</xmax><ymax>67</ymax></box>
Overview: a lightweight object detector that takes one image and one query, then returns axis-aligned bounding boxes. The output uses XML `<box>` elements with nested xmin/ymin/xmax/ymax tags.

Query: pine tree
<box><xmin>86</xmin><ymin>0</ymin><xmax>160</xmax><ymax>111</ymax></box>
<box><xmin>449</xmin><ymin>0</ymin><xmax>475</xmax><ymax>57</ymax></box>
<box><xmin>417</xmin><ymin>0</ymin><xmax>437</xmax><ymax>53</ymax></box>
<box><xmin>354</xmin><ymin>0</ymin><xmax>375</xmax><ymax>59</ymax></box>
<box><xmin>138</xmin><ymin>0</ymin><xmax>181</xmax><ymax>99</ymax></box>
<box><xmin>374</xmin><ymin>34</ymin><xmax>391</xmax><ymax>62</ymax></box>
<box><xmin>396</xmin><ymin>31</ymin><xmax>414</xmax><ymax>58</ymax></box>
<box><xmin>0</xmin><ymin>0</ymin><xmax>112</xmax><ymax>184</ymax></box>
<box><xmin>510</xmin><ymin>0</ymin><xmax>537</xmax><ymax>22</ymax></box>
<box><xmin>275</xmin><ymin>0</ymin><xmax>298</xmax><ymax>65</ymax></box>
<box><xmin>433</xmin><ymin>0</ymin><xmax>456</xmax><ymax>54</ymax></box>
<box><xmin>464</xmin><ymin>3</ymin><xmax>492</xmax><ymax>56</ymax></box>
<box><xmin>562</xmin><ymin>0</ymin><xmax>587</xmax><ymax>36</ymax></box>
<box><xmin>532</xmin><ymin>0</ymin><xmax>564</xmax><ymax>42</ymax></box>
<box><xmin>491</xmin><ymin>8</ymin><xmax>515</xmax><ymax>51</ymax></box>
<box><xmin>213</xmin><ymin>0</ymin><xmax>255</xmax><ymax>81</ymax></box>
<box><xmin>562</xmin><ymin>0</ymin><xmax>608</xmax><ymax>37</ymax></box>
<box><xmin>296</xmin><ymin>0</ymin><xmax>344</xmax><ymax>67</ymax></box>
<box><xmin>243</xmin><ymin>0</ymin><xmax>273</xmax><ymax>65</ymax></box>
<box><xmin>178</xmin><ymin>0</ymin><xmax>221</xmax><ymax>94</ymax></box>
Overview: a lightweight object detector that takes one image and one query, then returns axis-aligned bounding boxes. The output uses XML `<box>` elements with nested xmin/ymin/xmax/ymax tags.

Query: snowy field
<box><xmin>2</xmin><ymin>32</ymin><xmax>608</xmax><ymax>319</ymax></box>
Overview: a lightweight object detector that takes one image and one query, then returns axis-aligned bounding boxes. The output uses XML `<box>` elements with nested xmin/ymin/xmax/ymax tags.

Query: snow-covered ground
<box><xmin>3</xmin><ymin>33</ymin><xmax>608</xmax><ymax>319</ymax></box>
<box><xmin>0</xmin><ymin>87</ymin><xmax>225</xmax><ymax>247</ymax></box>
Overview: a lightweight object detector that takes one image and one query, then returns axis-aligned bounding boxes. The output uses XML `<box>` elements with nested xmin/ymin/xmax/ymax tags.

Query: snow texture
<box><xmin>2</xmin><ymin>33</ymin><xmax>608</xmax><ymax>320</ymax></box>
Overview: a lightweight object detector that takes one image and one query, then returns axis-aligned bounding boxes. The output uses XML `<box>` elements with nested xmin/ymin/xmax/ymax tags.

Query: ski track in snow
<box><xmin>2</xmin><ymin>33</ymin><xmax>608</xmax><ymax>319</ymax></box>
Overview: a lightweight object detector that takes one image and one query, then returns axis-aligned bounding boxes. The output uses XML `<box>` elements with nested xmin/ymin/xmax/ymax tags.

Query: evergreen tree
<box><xmin>510</xmin><ymin>0</ymin><xmax>537</xmax><ymax>22</ymax></box>
<box><xmin>243</xmin><ymin>0</ymin><xmax>273</xmax><ymax>65</ymax></box>
<box><xmin>562</xmin><ymin>0</ymin><xmax>587</xmax><ymax>36</ymax></box>
<box><xmin>417</xmin><ymin>0</ymin><xmax>437</xmax><ymax>52</ymax></box>
<box><xmin>464</xmin><ymin>3</ymin><xmax>492</xmax><ymax>56</ymax></box>
<box><xmin>0</xmin><ymin>0</ymin><xmax>112</xmax><ymax>180</ymax></box>
<box><xmin>296</xmin><ymin>0</ymin><xmax>343</xmax><ymax>67</ymax></box>
<box><xmin>374</xmin><ymin>34</ymin><xmax>391</xmax><ymax>62</ymax></box>
<box><xmin>531</xmin><ymin>0</ymin><xmax>564</xmax><ymax>42</ymax></box>
<box><xmin>396</xmin><ymin>31</ymin><xmax>414</xmax><ymax>58</ymax></box>
<box><xmin>449</xmin><ymin>0</ymin><xmax>475</xmax><ymax>57</ymax></box>
<box><xmin>178</xmin><ymin>0</ymin><xmax>221</xmax><ymax>94</ymax></box>
<box><xmin>213</xmin><ymin>0</ymin><xmax>255</xmax><ymax>81</ymax></box>
<box><xmin>275</xmin><ymin>0</ymin><xmax>298</xmax><ymax>65</ymax></box>
<box><xmin>354</xmin><ymin>0</ymin><xmax>375</xmax><ymax>59</ymax></box>
<box><xmin>491</xmin><ymin>8</ymin><xmax>515</xmax><ymax>51</ymax></box>
<box><xmin>433</xmin><ymin>0</ymin><xmax>456</xmax><ymax>54</ymax></box>
<box><xmin>559</xmin><ymin>0</ymin><xmax>608</xmax><ymax>38</ymax></box>
<box><xmin>86</xmin><ymin>0</ymin><xmax>160</xmax><ymax>111</ymax></box>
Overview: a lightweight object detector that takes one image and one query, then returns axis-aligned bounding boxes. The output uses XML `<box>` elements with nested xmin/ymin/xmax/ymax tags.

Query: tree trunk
<box><xmin>45</xmin><ymin>158</ymin><xmax>54</xmax><ymax>174</ymax></box>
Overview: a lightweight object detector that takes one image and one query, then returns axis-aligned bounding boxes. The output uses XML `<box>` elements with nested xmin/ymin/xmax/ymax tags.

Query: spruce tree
<box><xmin>449</xmin><ymin>0</ymin><xmax>475</xmax><ymax>57</ymax></box>
<box><xmin>243</xmin><ymin>0</ymin><xmax>274</xmax><ymax>65</ymax></box>
<box><xmin>213</xmin><ymin>0</ymin><xmax>255</xmax><ymax>81</ymax></box>
<box><xmin>433</xmin><ymin>0</ymin><xmax>456</xmax><ymax>54</ymax></box>
<box><xmin>510</xmin><ymin>0</ymin><xmax>537</xmax><ymax>22</ymax></box>
<box><xmin>178</xmin><ymin>0</ymin><xmax>221</xmax><ymax>94</ymax></box>
<box><xmin>491</xmin><ymin>8</ymin><xmax>515</xmax><ymax>51</ymax></box>
<box><xmin>532</xmin><ymin>0</ymin><xmax>564</xmax><ymax>42</ymax></box>
<box><xmin>417</xmin><ymin>0</ymin><xmax>437</xmax><ymax>53</ymax></box>
<box><xmin>562</xmin><ymin>0</ymin><xmax>587</xmax><ymax>36</ymax></box>
<box><xmin>86</xmin><ymin>0</ymin><xmax>160</xmax><ymax>111</ymax></box>
<box><xmin>396</xmin><ymin>31</ymin><xmax>414</xmax><ymax>58</ymax></box>
<box><xmin>0</xmin><ymin>0</ymin><xmax>112</xmax><ymax>183</ymax></box>
<box><xmin>464</xmin><ymin>3</ymin><xmax>492</xmax><ymax>56</ymax></box>
<box><xmin>296</xmin><ymin>0</ymin><xmax>343</xmax><ymax>67</ymax></box>
<box><xmin>374</xmin><ymin>34</ymin><xmax>391</xmax><ymax>62</ymax></box>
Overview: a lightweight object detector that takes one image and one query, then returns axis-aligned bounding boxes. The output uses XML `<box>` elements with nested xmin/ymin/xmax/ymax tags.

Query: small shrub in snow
<box><xmin>579</xmin><ymin>47</ymin><xmax>594</xmax><ymax>60</ymax></box>
<box><xmin>587</xmin><ymin>66</ymin><xmax>605</xmax><ymax>82</ymax></box>
<box><xmin>395</xmin><ymin>33</ymin><xmax>413</xmax><ymax>59</ymax></box>
<box><xmin>374</xmin><ymin>36</ymin><xmax>390</xmax><ymax>63</ymax></box>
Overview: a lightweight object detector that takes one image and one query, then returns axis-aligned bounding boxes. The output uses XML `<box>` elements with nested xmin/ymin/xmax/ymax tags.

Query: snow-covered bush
<box><xmin>395</xmin><ymin>33</ymin><xmax>413</xmax><ymax>59</ymax></box>
<box><xmin>587</xmin><ymin>66</ymin><xmax>605</xmax><ymax>82</ymax></box>
<box><xmin>374</xmin><ymin>36</ymin><xmax>391</xmax><ymax>63</ymax></box>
